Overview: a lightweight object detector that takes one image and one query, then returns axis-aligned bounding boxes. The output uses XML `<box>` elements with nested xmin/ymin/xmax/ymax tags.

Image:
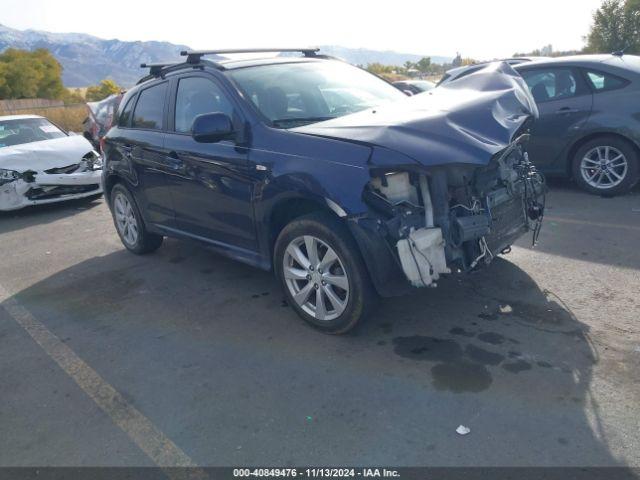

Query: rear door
<box><xmin>116</xmin><ymin>81</ymin><xmax>176</xmax><ymax>227</ymax></box>
<box><xmin>519</xmin><ymin>66</ymin><xmax>593</xmax><ymax>171</ymax></box>
<box><xmin>163</xmin><ymin>73</ymin><xmax>257</xmax><ymax>252</ymax></box>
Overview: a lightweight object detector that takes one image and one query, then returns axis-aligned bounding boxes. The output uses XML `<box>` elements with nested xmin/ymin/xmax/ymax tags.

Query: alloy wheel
<box><xmin>580</xmin><ymin>146</ymin><xmax>628</xmax><ymax>190</ymax></box>
<box><xmin>283</xmin><ymin>235</ymin><xmax>350</xmax><ymax>321</ymax></box>
<box><xmin>113</xmin><ymin>192</ymin><xmax>139</xmax><ymax>247</ymax></box>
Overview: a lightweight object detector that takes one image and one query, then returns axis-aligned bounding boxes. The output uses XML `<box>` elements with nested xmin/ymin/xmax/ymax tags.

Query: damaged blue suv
<box><xmin>103</xmin><ymin>48</ymin><xmax>545</xmax><ymax>334</ymax></box>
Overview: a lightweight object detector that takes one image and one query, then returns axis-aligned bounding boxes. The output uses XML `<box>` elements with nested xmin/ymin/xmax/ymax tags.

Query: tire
<box><xmin>274</xmin><ymin>212</ymin><xmax>377</xmax><ymax>334</ymax></box>
<box><xmin>572</xmin><ymin>136</ymin><xmax>639</xmax><ymax>196</ymax></box>
<box><xmin>110</xmin><ymin>183</ymin><xmax>163</xmax><ymax>254</ymax></box>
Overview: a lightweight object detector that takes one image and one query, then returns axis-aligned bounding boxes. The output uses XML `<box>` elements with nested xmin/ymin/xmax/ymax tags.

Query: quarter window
<box><xmin>174</xmin><ymin>77</ymin><xmax>234</xmax><ymax>133</ymax></box>
<box><xmin>521</xmin><ymin>69</ymin><xmax>579</xmax><ymax>103</ymax></box>
<box><xmin>585</xmin><ymin>70</ymin><xmax>627</xmax><ymax>92</ymax></box>
<box><xmin>118</xmin><ymin>96</ymin><xmax>135</xmax><ymax>127</ymax></box>
<box><xmin>132</xmin><ymin>83</ymin><xmax>167</xmax><ymax>130</ymax></box>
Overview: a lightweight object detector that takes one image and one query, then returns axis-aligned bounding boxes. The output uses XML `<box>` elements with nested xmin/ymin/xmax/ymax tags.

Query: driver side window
<box><xmin>521</xmin><ymin>68</ymin><xmax>578</xmax><ymax>103</ymax></box>
<box><xmin>174</xmin><ymin>77</ymin><xmax>234</xmax><ymax>134</ymax></box>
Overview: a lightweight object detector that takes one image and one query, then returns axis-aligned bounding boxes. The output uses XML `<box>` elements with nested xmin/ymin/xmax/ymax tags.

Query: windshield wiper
<box><xmin>272</xmin><ymin>117</ymin><xmax>337</xmax><ymax>128</ymax></box>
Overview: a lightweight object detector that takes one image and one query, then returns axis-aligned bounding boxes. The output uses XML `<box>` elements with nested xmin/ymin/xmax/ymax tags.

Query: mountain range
<box><xmin>0</xmin><ymin>24</ymin><xmax>451</xmax><ymax>87</ymax></box>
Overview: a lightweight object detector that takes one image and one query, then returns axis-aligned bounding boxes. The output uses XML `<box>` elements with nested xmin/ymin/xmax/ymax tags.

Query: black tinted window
<box><xmin>132</xmin><ymin>83</ymin><xmax>167</xmax><ymax>130</ymax></box>
<box><xmin>118</xmin><ymin>96</ymin><xmax>135</xmax><ymax>127</ymax></box>
<box><xmin>175</xmin><ymin>77</ymin><xmax>234</xmax><ymax>133</ymax></box>
<box><xmin>521</xmin><ymin>68</ymin><xmax>578</xmax><ymax>103</ymax></box>
<box><xmin>586</xmin><ymin>70</ymin><xmax>627</xmax><ymax>92</ymax></box>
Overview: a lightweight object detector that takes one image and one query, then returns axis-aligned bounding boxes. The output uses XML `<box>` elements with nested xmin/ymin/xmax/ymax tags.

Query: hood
<box><xmin>293</xmin><ymin>62</ymin><xmax>538</xmax><ymax>167</ymax></box>
<box><xmin>0</xmin><ymin>135</ymin><xmax>96</xmax><ymax>172</ymax></box>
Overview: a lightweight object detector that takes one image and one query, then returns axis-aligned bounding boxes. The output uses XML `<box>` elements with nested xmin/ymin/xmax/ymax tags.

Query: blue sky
<box><xmin>1</xmin><ymin>0</ymin><xmax>604</xmax><ymax>59</ymax></box>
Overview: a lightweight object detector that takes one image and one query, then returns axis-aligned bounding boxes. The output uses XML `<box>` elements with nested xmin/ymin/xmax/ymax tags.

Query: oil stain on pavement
<box><xmin>391</xmin><ymin>308</ymin><xmax>555</xmax><ymax>392</ymax></box>
<box><xmin>392</xmin><ymin>336</ymin><xmax>494</xmax><ymax>393</ymax></box>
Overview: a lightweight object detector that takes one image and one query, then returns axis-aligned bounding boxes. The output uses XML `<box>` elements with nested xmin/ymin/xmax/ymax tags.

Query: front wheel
<box><xmin>274</xmin><ymin>212</ymin><xmax>376</xmax><ymax>334</ymax></box>
<box><xmin>572</xmin><ymin>136</ymin><xmax>639</xmax><ymax>196</ymax></box>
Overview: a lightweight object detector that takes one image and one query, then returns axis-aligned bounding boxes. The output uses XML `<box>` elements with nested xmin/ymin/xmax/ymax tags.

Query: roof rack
<box><xmin>140</xmin><ymin>62</ymin><xmax>180</xmax><ymax>75</ymax></box>
<box><xmin>180</xmin><ymin>48</ymin><xmax>320</xmax><ymax>64</ymax></box>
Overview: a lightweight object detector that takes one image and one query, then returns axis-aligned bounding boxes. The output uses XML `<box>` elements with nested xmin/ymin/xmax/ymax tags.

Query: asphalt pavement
<box><xmin>0</xmin><ymin>179</ymin><xmax>639</xmax><ymax>468</ymax></box>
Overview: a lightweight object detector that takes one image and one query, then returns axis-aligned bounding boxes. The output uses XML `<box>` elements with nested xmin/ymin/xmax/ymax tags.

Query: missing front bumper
<box><xmin>356</xmin><ymin>140</ymin><xmax>545</xmax><ymax>293</ymax></box>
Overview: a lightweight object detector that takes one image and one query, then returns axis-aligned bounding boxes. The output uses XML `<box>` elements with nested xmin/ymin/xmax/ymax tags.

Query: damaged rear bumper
<box><xmin>0</xmin><ymin>170</ymin><xmax>103</xmax><ymax>211</ymax></box>
<box><xmin>347</xmin><ymin>136</ymin><xmax>545</xmax><ymax>297</ymax></box>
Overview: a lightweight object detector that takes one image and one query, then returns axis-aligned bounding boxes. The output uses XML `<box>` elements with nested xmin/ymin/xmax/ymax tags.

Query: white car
<box><xmin>0</xmin><ymin>115</ymin><xmax>103</xmax><ymax>211</ymax></box>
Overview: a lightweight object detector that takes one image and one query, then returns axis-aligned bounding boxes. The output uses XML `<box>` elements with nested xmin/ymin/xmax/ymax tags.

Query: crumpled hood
<box><xmin>0</xmin><ymin>135</ymin><xmax>96</xmax><ymax>172</ymax></box>
<box><xmin>294</xmin><ymin>62</ymin><xmax>538</xmax><ymax>167</ymax></box>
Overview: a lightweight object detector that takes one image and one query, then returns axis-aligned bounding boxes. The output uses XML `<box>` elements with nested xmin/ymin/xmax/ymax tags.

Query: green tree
<box><xmin>414</xmin><ymin>57</ymin><xmax>431</xmax><ymax>74</ymax></box>
<box><xmin>0</xmin><ymin>48</ymin><xmax>64</xmax><ymax>100</ymax></box>
<box><xmin>32</xmin><ymin>48</ymin><xmax>65</xmax><ymax>99</ymax></box>
<box><xmin>585</xmin><ymin>0</ymin><xmax>640</xmax><ymax>53</ymax></box>
<box><xmin>85</xmin><ymin>79</ymin><xmax>122</xmax><ymax>102</ymax></box>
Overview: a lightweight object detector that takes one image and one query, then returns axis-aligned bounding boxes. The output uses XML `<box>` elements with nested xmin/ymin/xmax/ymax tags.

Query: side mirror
<box><xmin>403</xmin><ymin>89</ymin><xmax>414</xmax><ymax>96</ymax></box>
<box><xmin>191</xmin><ymin>112</ymin><xmax>234</xmax><ymax>143</ymax></box>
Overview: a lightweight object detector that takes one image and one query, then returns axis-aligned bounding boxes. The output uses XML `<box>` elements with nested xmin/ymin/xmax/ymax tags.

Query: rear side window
<box><xmin>585</xmin><ymin>70</ymin><xmax>628</xmax><ymax>92</ymax></box>
<box><xmin>132</xmin><ymin>83</ymin><xmax>167</xmax><ymax>130</ymax></box>
<box><xmin>521</xmin><ymin>68</ymin><xmax>579</xmax><ymax>103</ymax></box>
<box><xmin>118</xmin><ymin>96</ymin><xmax>135</xmax><ymax>127</ymax></box>
<box><xmin>174</xmin><ymin>77</ymin><xmax>234</xmax><ymax>133</ymax></box>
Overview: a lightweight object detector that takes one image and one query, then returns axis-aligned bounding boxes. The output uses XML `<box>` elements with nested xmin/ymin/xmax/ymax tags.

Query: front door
<box><xmin>163</xmin><ymin>74</ymin><xmax>258</xmax><ymax>252</ymax></box>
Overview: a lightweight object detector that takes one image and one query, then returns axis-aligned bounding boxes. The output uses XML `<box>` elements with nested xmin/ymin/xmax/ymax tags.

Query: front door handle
<box><xmin>166</xmin><ymin>151</ymin><xmax>184</xmax><ymax>170</ymax></box>
<box><xmin>555</xmin><ymin>107</ymin><xmax>580</xmax><ymax>115</ymax></box>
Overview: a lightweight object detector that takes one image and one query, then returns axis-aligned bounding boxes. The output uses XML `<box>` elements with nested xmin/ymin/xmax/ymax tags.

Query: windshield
<box><xmin>0</xmin><ymin>117</ymin><xmax>66</xmax><ymax>148</ymax></box>
<box><xmin>411</xmin><ymin>81</ymin><xmax>435</xmax><ymax>92</ymax></box>
<box><xmin>228</xmin><ymin>61</ymin><xmax>406</xmax><ymax>128</ymax></box>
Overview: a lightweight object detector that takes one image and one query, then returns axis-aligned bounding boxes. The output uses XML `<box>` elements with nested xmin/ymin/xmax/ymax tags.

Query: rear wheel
<box><xmin>110</xmin><ymin>184</ymin><xmax>163</xmax><ymax>254</ymax></box>
<box><xmin>572</xmin><ymin>136</ymin><xmax>639</xmax><ymax>196</ymax></box>
<box><xmin>274</xmin><ymin>212</ymin><xmax>376</xmax><ymax>334</ymax></box>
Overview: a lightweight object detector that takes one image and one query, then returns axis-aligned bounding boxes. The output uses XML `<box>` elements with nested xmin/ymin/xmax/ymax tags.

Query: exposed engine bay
<box><xmin>362</xmin><ymin>135</ymin><xmax>545</xmax><ymax>288</ymax></box>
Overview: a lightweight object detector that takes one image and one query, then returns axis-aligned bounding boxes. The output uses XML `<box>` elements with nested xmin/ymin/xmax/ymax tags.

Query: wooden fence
<box><xmin>0</xmin><ymin>100</ymin><xmax>88</xmax><ymax>132</ymax></box>
<box><xmin>0</xmin><ymin>98</ymin><xmax>66</xmax><ymax>113</ymax></box>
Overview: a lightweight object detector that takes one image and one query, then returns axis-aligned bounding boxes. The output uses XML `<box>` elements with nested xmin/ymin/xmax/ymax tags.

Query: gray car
<box><xmin>440</xmin><ymin>54</ymin><xmax>640</xmax><ymax>195</ymax></box>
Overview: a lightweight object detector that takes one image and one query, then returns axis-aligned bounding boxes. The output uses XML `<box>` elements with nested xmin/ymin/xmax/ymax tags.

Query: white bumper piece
<box><xmin>397</xmin><ymin>228</ymin><xmax>451</xmax><ymax>288</ymax></box>
<box><xmin>0</xmin><ymin>170</ymin><xmax>102</xmax><ymax>211</ymax></box>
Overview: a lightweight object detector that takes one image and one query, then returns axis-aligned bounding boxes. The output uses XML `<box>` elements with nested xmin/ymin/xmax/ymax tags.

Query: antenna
<box><xmin>612</xmin><ymin>43</ymin><xmax>630</xmax><ymax>57</ymax></box>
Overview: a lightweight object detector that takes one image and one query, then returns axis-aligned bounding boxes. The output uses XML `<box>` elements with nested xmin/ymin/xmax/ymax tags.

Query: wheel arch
<box><xmin>103</xmin><ymin>172</ymin><xmax>123</xmax><ymax>205</ymax></box>
<box><xmin>266</xmin><ymin>195</ymin><xmax>346</xmax><ymax>264</ymax></box>
<box><xmin>565</xmin><ymin>131</ymin><xmax>640</xmax><ymax>178</ymax></box>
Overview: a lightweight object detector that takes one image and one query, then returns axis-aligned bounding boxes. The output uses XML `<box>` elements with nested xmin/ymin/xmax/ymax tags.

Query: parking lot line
<box><xmin>0</xmin><ymin>283</ymin><xmax>204</xmax><ymax>476</ymax></box>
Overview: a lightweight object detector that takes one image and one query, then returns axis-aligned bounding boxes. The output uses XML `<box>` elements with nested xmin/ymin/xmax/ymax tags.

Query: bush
<box><xmin>85</xmin><ymin>79</ymin><xmax>122</xmax><ymax>102</ymax></box>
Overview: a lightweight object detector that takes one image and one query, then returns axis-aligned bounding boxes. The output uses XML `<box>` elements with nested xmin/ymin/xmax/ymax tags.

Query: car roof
<box><xmin>444</xmin><ymin>57</ymin><xmax>549</xmax><ymax>76</ymax></box>
<box><xmin>216</xmin><ymin>56</ymin><xmax>327</xmax><ymax>70</ymax></box>
<box><xmin>0</xmin><ymin>114</ymin><xmax>44</xmax><ymax>121</ymax></box>
<box><xmin>135</xmin><ymin>55</ymin><xmax>339</xmax><ymax>87</ymax></box>
<box><xmin>514</xmin><ymin>54</ymin><xmax>640</xmax><ymax>72</ymax></box>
